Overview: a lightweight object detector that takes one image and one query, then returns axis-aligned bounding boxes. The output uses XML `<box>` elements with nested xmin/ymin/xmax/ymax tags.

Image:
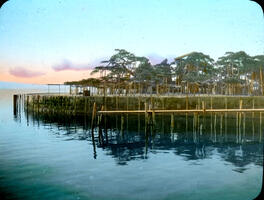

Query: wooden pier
<box><xmin>14</xmin><ymin>93</ymin><xmax>264</xmax><ymax>119</ymax></box>
<box><xmin>13</xmin><ymin>93</ymin><xmax>264</xmax><ymax>144</ymax></box>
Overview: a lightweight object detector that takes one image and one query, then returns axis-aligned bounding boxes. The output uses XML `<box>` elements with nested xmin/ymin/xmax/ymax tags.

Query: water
<box><xmin>0</xmin><ymin>89</ymin><xmax>263</xmax><ymax>200</ymax></box>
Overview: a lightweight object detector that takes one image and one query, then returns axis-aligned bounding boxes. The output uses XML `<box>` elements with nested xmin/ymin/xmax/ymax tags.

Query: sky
<box><xmin>0</xmin><ymin>0</ymin><xmax>263</xmax><ymax>84</ymax></box>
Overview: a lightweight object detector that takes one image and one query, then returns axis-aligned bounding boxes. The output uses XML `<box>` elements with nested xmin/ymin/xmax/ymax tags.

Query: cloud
<box><xmin>147</xmin><ymin>53</ymin><xmax>175</xmax><ymax>65</ymax></box>
<box><xmin>9</xmin><ymin>67</ymin><xmax>46</xmax><ymax>78</ymax></box>
<box><xmin>147</xmin><ymin>53</ymin><xmax>166</xmax><ymax>65</ymax></box>
<box><xmin>52</xmin><ymin>60</ymin><xmax>95</xmax><ymax>72</ymax></box>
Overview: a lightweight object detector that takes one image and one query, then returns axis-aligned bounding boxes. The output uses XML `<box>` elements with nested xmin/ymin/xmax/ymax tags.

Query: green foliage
<box><xmin>133</xmin><ymin>58</ymin><xmax>154</xmax><ymax>83</ymax></box>
<box><xmin>216</xmin><ymin>51</ymin><xmax>261</xmax><ymax>83</ymax></box>
<box><xmin>173</xmin><ymin>52</ymin><xmax>216</xmax><ymax>83</ymax></box>
<box><xmin>64</xmin><ymin>78</ymin><xmax>101</xmax><ymax>86</ymax></box>
<box><xmin>91</xmin><ymin>49</ymin><xmax>137</xmax><ymax>82</ymax></box>
<box><xmin>153</xmin><ymin>59</ymin><xmax>172</xmax><ymax>83</ymax></box>
<box><xmin>67</xmin><ymin>49</ymin><xmax>264</xmax><ymax>87</ymax></box>
<box><xmin>217</xmin><ymin>51</ymin><xmax>256</xmax><ymax>73</ymax></box>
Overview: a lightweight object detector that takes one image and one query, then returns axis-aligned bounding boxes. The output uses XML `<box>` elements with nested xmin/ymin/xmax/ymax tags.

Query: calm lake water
<box><xmin>0</xmin><ymin>89</ymin><xmax>263</xmax><ymax>200</ymax></box>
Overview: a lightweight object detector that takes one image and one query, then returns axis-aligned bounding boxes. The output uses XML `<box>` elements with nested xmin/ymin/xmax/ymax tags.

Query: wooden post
<box><xmin>37</xmin><ymin>95</ymin><xmax>40</xmax><ymax>113</ymax></box>
<box><xmin>145</xmin><ymin>102</ymin><xmax>148</xmax><ymax>118</ymax></box>
<box><xmin>193</xmin><ymin>112</ymin><xmax>195</xmax><ymax>136</ymax></box>
<box><xmin>214</xmin><ymin>113</ymin><xmax>217</xmax><ymax>142</ymax></box>
<box><xmin>145</xmin><ymin>102</ymin><xmax>148</xmax><ymax>133</ymax></box>
<box><xmin>186</xmin><ymin>95</ymin><xmax>189</xmax><ymax>110</ymax></box>
<box><xmin>13</xmin><ymin>95</ymin><xmax>17</xmax><ymax>116</ymax></box>
<box><xmin>170</xmin><ymin>113</ymin><xmax>174</xmax><ymax>133</ymax></box>
<box><xmin>220</xmin><ymin>114</ymin><xmax>223</xmax><ymax>136</ymax></box>
<box><xmin>224</xmin><ymin>97</ymin><xmax>227</xmax><ymax>140</ymax></box>
<box><xmin>138</xmin><ymin>113</ymin><xmax>141</xmax><ymax>133</ymax></box>
<box><xmin>260</xmin><ymin>68</ymin><xmax>263</xmax><ymax>95</ymax></box>
<box><xmin>98</xmin><ymin>105</ymin><xmax>104</xmax><ymax>145</ymax></box>
<box><xmin>243</xmin><ymin>112</ymin><xmax>246</xmax><ymax>141</ymax></box>
<box><xmin>202</xmin><ymin>101</ymin><xmax>205</xmax><ymax>113</ymax></box>
<box><xmin>152</xmin><ymin>110</ymin><xmax>156</xmax><ymax>127</ymax></box>
<box><xmin>194</xmin><ymin>113</ymin><xmax>197</xmax><ymax>142</ymax></box>
<box><xmin>239</xmin><ymin>100</ymin><xmax>242</xmax><ymax>143</ymax></box>
<box><xmin>252</xmin><ymin>99</ymin><xmax>255</xmax><ymax>121</ymax></box>
<box><xmin>84</xmin><ymin>97</ymin><xmax>87</xmax><ymax>114</ymax></box>
<box><xmin>197</xmin><ymin>113</ymin><xmax>200</xmax><ymax>135</ymax></box>
<box><xmin>116</xmin><ymin>95</ymin><xmax>119</xmax><ymax>110</ymax></box>
<box><xmin>239</xmin><ymin>99</ymin><xmax>243</xmax><ymax>110</ymax></box>
<box><xmin>260</xmin><ymin>112</ymin><xmax>262</xmax><ymax>142</ymax></box>
<box><xmin>98</xmin><ymin>116</ymin><xmax>103</xmax><ymax>145</ymax></box>
<box><xmin>74</xmin><ymin>96</ymin><xmax>77</xmax><ymax>115</ymax></box>
<box><xmin>252</xmin><ymin>99</ymin><xmax>255</xmax><ymax>140</ymax></box>
<box><xmin>121</xmin><ymin>114</ymin><xmax>124</xmax><ymax>135</ymax></box>
<box><xmin>236</xmin><ymin>112</ymin><xmax>239</xmax><ymax>143</ymax></box>
<box><xmin>91</xmin><ymin>129</ymin><xmax>97</xmax><ymax>159</ymax></box>
<box><xmin>26</xmin><ymin>95</ymin><xmax>29</xmax><ymax>108</ymax></box>
<box><xmin>91</xmin><ymin>102</ymin><xmax>97</xmax><ymax>130</ymax></box>
<box><xmin>104</xmin><ymin>114</ymin><xmax>108</xmax><ymax>144</ymax></box>
<box><xmin>32</xmin><ymin>95</ymin><xmax>35</xmax><ymax>111</ymax></box>
<box><xmin>126</xmin><ymin>95</ymin><xmax>129</xmax><ymax>111</ymax></box>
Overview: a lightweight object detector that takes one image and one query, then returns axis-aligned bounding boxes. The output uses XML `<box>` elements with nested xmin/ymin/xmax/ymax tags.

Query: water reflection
<box><xmin>16</xmin><ymin>105</ymin><xmax>263</xmax><ymax>170</ymax></box>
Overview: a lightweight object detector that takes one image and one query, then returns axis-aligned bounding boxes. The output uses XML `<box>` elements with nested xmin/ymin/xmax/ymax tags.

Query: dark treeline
<box><xmin>65</xmin><ymin>49</ymin><xmax>264</xmax><ymax>96</ymax></box>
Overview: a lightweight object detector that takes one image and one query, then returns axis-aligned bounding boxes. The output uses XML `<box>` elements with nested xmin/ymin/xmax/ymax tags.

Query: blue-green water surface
<box><xmin>0</xmin><ymin>90</ymin><xmax>263</xmax><ymax>200</ymax></box>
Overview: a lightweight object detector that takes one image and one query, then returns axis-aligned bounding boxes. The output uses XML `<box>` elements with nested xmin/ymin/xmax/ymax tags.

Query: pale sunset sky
<box><xmin>0</xmin><ymin>0</ymin><xmax>263</xmax><ymax>84</ymax></box>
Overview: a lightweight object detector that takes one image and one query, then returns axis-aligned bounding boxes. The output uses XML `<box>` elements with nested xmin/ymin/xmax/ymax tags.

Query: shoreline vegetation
<box><xmin>63</xmin><ymin>49</ymin><xmax>264</xmax><ymax>96</ymax></box>
<box><xmin>14</xmin><ymin>50</ymin><xmax>264</xmax><ymax>117</ymax></box>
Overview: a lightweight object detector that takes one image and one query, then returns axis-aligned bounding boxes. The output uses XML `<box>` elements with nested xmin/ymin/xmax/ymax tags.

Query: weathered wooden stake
<box><xmin>121</xmin><ymin>114</ymin><xmax>124</xmax><ymax>135</ymax></box>
<box><xmin>220</xmin><ymin>113</ymin><xmax>223</xmax><ymax>136</ymax></box>
<box><xmin>236</xmin><ymin>112</ymin><xmax>239</xmax><ymax>143</ymax></box>
<box><xmin>214</xmin><ymin>113</ymin><xmax>217</xmax><ymax>142</ymax></box>
<box><xmin>85</xmin><ymin>97</ymin><xmax>87</xmax><ymax>114</ymax></box>
<box><xmin>152</xmin><ymin>110</ymin><xmax>156</xmax><ymax>127</ymax></box>
<box><xmin>260</xmin><ymin>112</ymin><xmax>262</xmax><ymax>142</ymax></box>
<box><xmin>13</xmin><ymin>95</ymin><xmax>17</xmax><ymax>116</ymax></box>
<box><xmin>74</xmin><ymin>96</ymin><xmax>77</xmax><ymax>115</ymax></box>
<box><xmin>239</xmin><ymin>100</ymin><xmax>242</xmax><ymax>143</ymax></box>
<box><xmin>91</xmin><ymin>102</ymin><xmax>97</xmax><ymax>130</ymax></box>
<box><xmin>170</xmin><ymin>113</ymin><xmax>174</xmax><ymax>133</ymax></box>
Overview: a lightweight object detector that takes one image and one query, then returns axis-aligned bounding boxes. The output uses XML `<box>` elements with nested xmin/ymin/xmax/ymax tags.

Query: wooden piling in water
<box><xmin>91</xmin><ymin>102</ymin><xmax>97</xmax><ymax>130</ymax></box>
<box><xmin>214</xmin><ymin>113</ymin><xmax>217</xmax><ymax>142</ymax></box>
<box><xmin>243</xmin><ymin>112</ymin><xmax>246</xmax><ymax>142</ymax></box>
<box><xmin>225</xmin><ymin>97</ymin><xmax>227</xmax><ymax>140</ymax></box>
<box><xmin>260</xmin><ymin>112</ymin><xmax>262</xmax><ymax>142</ymax></box>
<box><xmin>138</xmin><ymin>113</ymin><xmax>140</xmax><ymax>133</ymax></box>
<box><xmin>74</xmin><ymin>96</ymin><xmax>77</xmax><ymax>115</ymax></box>
<box><xmin>145</xmin><ymin>102</ymin><xmax>148</xmax><ymax>134</ymax></box>
<box><xmin>37</xmin><ymin>95</ymin><xmax>40</xmax><ymax>113</ymax></box>
<box><xmin>252</xmin><ymin>99</ymin><xmax>255</xmax><ymax>140</ymax></box>
<box><xmin>85</xmin><ymin>97</ymin><xmax>87</xmax><ymax>114</ymax></box>
<box><xmin>152</xmin><ymin>110</ymin><xmax>156</xmax><ymax>127</ymax></box>
<box><xmin>236</xmin><ymin>112</ymin><xmax>239</xmax><ymax>143</ymax></box>
<box><xmin>170</xmin><ymin>113</ymin><xmax>174</xmax><ymax>133</ymax></box>
<box><xmin>98</xmin><ymin>105</ymin><xmax>104</xmax><ymax>145</ymax></box>
<box><xmin>220</xmin><ymin>114</ymin><xmax>223</xmax><ymax>136</ymax></box>
<box><xmin>13</xmin><ymin>95</ymin><xmax>17</xmax><ymax>116</ymax></box>
<box><xmin>121</xmin><ymin>114</ymin><xmax>124</xmax><ymax>135</ymax></box>
<box><xmin>26</xmin><ymin>95</ymin><xmax>29</xmax><ymax>108</ymax></box>
<box><xmin>239</xmin><ymin>100</ymin><xmax>243</xmax><ymax>143</ymax></box>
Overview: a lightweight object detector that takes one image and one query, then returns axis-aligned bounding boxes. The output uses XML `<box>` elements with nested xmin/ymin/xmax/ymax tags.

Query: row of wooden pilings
<box><xmin>13</xmin><ymin>93</ymin><xmax>263</xmax><ymax>144</ymax></box>
<box><xmin>92</xmin><ymin>99</ymin><xmax>263</xmax><ymax>144</ymax></box>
